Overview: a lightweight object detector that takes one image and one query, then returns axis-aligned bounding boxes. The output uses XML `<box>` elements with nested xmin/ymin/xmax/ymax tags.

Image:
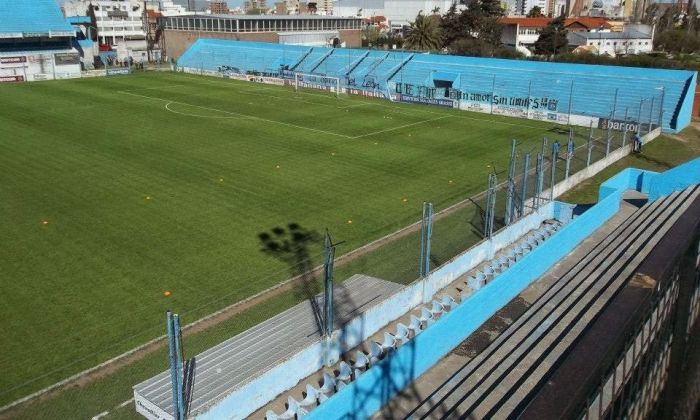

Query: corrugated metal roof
<box><xmin>0</xmin><ymin>0</ymin><xmax>74</xmax><ymax>36</ymax></box>
<box><xmin>133</xmin><ymin>274</ymin><xmax>403</xmax><ymax>417</ymax></box>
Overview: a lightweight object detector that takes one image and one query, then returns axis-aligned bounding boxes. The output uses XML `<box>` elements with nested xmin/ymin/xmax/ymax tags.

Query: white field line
<box><xmin>121</xmin><ymin>84</ymin><xmax>188</xmax><ymax>92</ymax></box>
<box><xmin>351</xmin><ymin>115</ymin><xmax>452</xmax><ymax>139</ymax></box>
<box><xmin>122</xmin><ymin>90</ymin><xmax>444</xmax><ymax>140</ymax></box>
<box><xmin>174</xmin><ymin>74</ymin><xmax>551</xmax><ymax>130</ymax></box>
<box><xmin>90</xmin><ymin>411</ymin><xmax>109</xmax><ymax>420</ymax></box>
<box><xmin>164</xmin><ymin>102</ymin><xmax>240</xmax><ymax>119</ymax></box>
<box><xmin>89</xmin><ymin>397</ymin><xmax>133</xmax><ymax>420</ymax></box>
<box><xmin>117</xmin><ymin>398</ymin><xmax>134</xmax><ymax>408</ymax></box>
<box><xmin>118</xmin><ymin>90</ymin><xmax>353</xmax><ymax>139</ymax></box>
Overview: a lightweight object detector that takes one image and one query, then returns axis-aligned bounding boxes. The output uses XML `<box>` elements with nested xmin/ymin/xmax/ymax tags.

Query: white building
<box><xmin>567</xmin><ymin>27</ymin><xmax>654</xmax><ymax>57</ymax></box>
<box><xmin>385</xmin><ymin>0</ymin><xmax>463</xmax><ymax>29</ymax></box>
<box><xmin>334</xmin><ymin>0</ymin><xmax>385</xmax><ymax>17</ymax></box>
<box><xmin>158</xmin><ymin>0</ymin><xmax>191</xmax><ymax>16</ymax></box>
<box><xmin>516</xmin><ymin>0</ymin><xmax>548</xmax><ymax>16</ymax></box>
<box><xmin>334</xmin><ymin>0</ymin><xmax>461</xmax><ymax>28</ymax></box>
<box><xmin>63</xmin><ymin>0</ymin><xmax>147</xmax><ymax>59</ymax></box>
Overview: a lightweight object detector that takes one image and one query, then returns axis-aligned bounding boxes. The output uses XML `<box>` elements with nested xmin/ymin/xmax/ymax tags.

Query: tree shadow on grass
<box><xmin>259</xmin><ymin>223</ymin><xmax>323</xmax><ymax>334</ymax></box>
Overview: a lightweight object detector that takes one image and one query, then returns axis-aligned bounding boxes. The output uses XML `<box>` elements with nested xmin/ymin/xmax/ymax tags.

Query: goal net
<box><xmin>294</xmin><ymin>73</ymin><xmax>341</xmax><ymax>97</ymax></box>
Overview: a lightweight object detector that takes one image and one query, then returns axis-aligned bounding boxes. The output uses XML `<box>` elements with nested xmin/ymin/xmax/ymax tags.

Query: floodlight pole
<box><xmin>419</xmin><ymin>202</ymin><xmax>433</xmax><ymax>278</ymax></box>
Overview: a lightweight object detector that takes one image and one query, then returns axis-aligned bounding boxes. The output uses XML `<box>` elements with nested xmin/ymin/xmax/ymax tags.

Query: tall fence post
<box><xmin>658</xmin><ymin>87</ymin><xmax>665</xmax><ymax>130</ymax></box>
<box><xmin>535</xmin><ymin>153</ymin><xmax>544</xmax><ymax>210</ymax></box>
<box><xmin>567</xmin><ymin>80</ymin><xmax>575</xmax><ymax>125</ymax></box>
<box><xmin>611</xmin><ymin>88</ymin><xmax>619</xmax><ymax>121</ymax></box>
<box><xmin>648</xmin><ymin>97</ymin><xmax>655</xmax><ymax>134</ymax></box>
<box><xmin>323</xmin><ymin>230</ymin><xmax>336</xmax><ymax>338</ymax></box>
<box><xmin>519</xmin><ymin>153</ymin><xmax>530</xmax><ymax>217</ymax></box>
<box><xmin>606</xmin><ymin>111</ymin><xmax>612</xmax><ymax>156</ymax></box>
<box><xmin>550</xmin><ymin>148</ymin><xmax>557</xmax><ymax>201</ymax></box>
<box><xmin>637</xmin><ymin>99</ymin><xmax>645</xmax><ymax>136</ymax></box>
<box><xmin>419</xmin><ymin>202</ymin><xmax>433</xmax><ymax>278</ymax></box>
<box><xmin>587</xmin><ymin>121</ymin><xmax>593</xmax><ymax>166</ymax></box>
<box><xmin>504</xmin><ymin>139</ymin><xmax>517</xmax><ymax>226</ymax></box>
<box><xmin>490</xmin><ymin>74</ymin><xmax>496</xmax><ymax>114</ymax></box>
<box><xmin>173</xmin><ymin>314</ymin><xmax>185</xmax><ymax>420</ymax></box>
<box><xmin>484</xmin><ymin>173</ymin><xmax>497</xmax><ymax>239</ymax></box>
<box><xmin>166</xmin><ymin>311</ymin><xmax>180</xmax><ymax>420</ymax></box>
<box><xmin>622</xmin><ymin>107</ymin><xmax>629</xmax><ymax>147</ymax></box>
<box><xmin>565</xmin><ymin>132</ymin><xmax>574</xmax><ymax>179</ymax></box>
<box><xmin>526</xmin><ymin>80</ymin><xmax>532</xmax><ymax>119</ymax></box>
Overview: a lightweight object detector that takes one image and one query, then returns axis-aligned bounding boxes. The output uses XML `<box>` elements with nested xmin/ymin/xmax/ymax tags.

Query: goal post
<box><xmin>294</xmin><ymin>73</ymin><xmax>341</xmax><ymax>98</ymax></box>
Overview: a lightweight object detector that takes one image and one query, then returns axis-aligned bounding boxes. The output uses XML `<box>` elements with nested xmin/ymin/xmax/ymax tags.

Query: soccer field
<box><xmin>0</xmin><ymin>71</ymin><xmax>554</xmax><ymax>404</ymax></box>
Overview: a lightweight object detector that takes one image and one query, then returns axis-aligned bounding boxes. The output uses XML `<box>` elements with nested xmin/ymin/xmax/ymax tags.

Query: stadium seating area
<box><xmin>0</xmin><ymin>0</ymin><xmax>74</xmax><ymax>36</ymax></box>
<box><xmin>177</xmin><ymin>39</ymin><xmax>696</xmax><ymax>132</ymax></box>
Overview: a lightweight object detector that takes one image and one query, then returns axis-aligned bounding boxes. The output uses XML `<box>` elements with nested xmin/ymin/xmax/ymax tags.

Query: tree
<box><xmin>527</xmin><ymin>6</ymin><xmax>543</xmax><ymax>17</ymax></box>
<box><xmin>405</xmin><ymin>12</ymin><xmax>441</xmax><ymax>51</ymax></box>
<box><xmin>432</xmin><ymin>6</ymin><xmax>441</xmax><ymax>14</ymax></box>
<box><xmin>534</xmin><ymin>16</ymin><xmax>568</xmax><ymax>55</ymax></box>
<box><xmin>362</xmin><ymin>25</ymin><xmax>380</xmax><ymax>47</ymax></box>
<box><xmin>440</xmin><ymin>3</ymin><xmax>466</xmax><ymax>47</ymax></box>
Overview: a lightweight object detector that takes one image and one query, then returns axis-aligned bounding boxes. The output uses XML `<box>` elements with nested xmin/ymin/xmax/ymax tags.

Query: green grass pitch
<box><xmin>0</xmin><ymin>71</ymin><xmax>554</xmax><ymax>403</ymax></box>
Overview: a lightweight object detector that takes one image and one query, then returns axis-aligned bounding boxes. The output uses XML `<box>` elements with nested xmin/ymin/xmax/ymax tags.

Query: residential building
<box><xmin>499</xmin><ymin>16</ymin><xmax>612</xmax><ymax>55</ymax></box>
<box><xmin>209</xmin><ymin>1</ymin><xmax>230</xmax><ymax>14</ymax></box>
<box><xmin>161</xmin><ymin>14</ymin><xmax>363</xmax><ymax>58</ymax></box>
<box><xmin>62</xmin><ymin>0</ymin><xmax>147</xmax><ymax>60</ymax></box>
<box><xmin>568</xmin><ymin>25</ymin><xmax>654</xmax><ymax>56</ymax></box>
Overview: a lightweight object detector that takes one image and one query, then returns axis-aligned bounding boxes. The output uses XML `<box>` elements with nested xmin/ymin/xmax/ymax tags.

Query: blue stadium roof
<box><xmin>0</xmin><ymin>0</ymin><xmax>75</xmax><ymax>38</ymax></box>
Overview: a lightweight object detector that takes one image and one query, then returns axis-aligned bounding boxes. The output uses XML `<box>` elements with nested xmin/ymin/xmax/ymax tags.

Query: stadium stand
<box><xmin>177</xmin><ymin>39</ymin><xmax>696</xmax><ymax>133</ymax></box>
<box><xmin>0</xmin><ymin>0</ymin><xmax>80</xmax><ymax>82</ymax></box>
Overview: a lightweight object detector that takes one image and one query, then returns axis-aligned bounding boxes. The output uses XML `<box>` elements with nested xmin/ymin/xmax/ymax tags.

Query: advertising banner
<box><xmin>396</xmin><ymin>93</ymin><xmax>454</xmax><ymax>108</ymax></box>
<box><xmin>0</xmin><ymin>56</ymin><xmax>26</xmax><ymax>65</ymax></box>
<box><xmin>106</xmin><ymin>68</ymin><xmax>131</xmax><ymax>76</ymax></box>
<box><xmin>246</xmin><ymin>75</ymin><xmax>285</xmax><ymax>86</ymax></box>
<box><xmin>54</xmin><ymin>53</ymin><xmax>81</xmax><ymax>66</ymax></box>
<box><xmin>0</xmin><ymin>75</ymin><xmax>25</xmax><ymax>82</ymax></box>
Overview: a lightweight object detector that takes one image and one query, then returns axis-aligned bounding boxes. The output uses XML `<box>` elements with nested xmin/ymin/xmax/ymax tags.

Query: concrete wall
<box><xmin>675</xmin><ymin>72</ymin><xmax>697</xmax><ymax>132</ymax></box>
<box><xmin>164</xmin><ymin>31</ymin><xmax>280</xmax><ymax>60</ymax></box>
<box><xmin>647</xmin><ymin>156</ymin><xmax>700</xmax><ymax>201</ymax></box>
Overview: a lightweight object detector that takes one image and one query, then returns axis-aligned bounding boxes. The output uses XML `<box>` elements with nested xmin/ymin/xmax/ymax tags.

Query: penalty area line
<box><xmin>352</xmin><ymin>115</ymin><xmax>452</xmax><ymax>139</ymax></box>
<box><xmin>118</xmin><ymin>91</ymin><xmax>353</xmax><ymax>139</ymax></box>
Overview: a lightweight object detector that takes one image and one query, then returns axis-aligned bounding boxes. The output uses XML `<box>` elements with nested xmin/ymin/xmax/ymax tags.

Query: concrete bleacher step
<box><xmin>418</xmin><ymin>187</ymin><xmax>699</xmax><ymax>418</ymax></box>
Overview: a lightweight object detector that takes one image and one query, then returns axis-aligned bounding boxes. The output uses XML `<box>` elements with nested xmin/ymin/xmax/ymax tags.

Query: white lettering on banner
<box><xmin>133</xmin><ymin>393</ymin><xmax>172</xmax><ymax>420</ymax></box>
<box><xmin>0</xmin><ymin>56</ymin><xmax>26</xmax><ymax>64</ymax></box>
<box><xmin>0</xmin><ymin>75</ymin><xmax>24</xmax><ymax>83</ymax></box>
<box><xmin>246</xmin><ymin>75</ymin><xmax>285</xmax><ymax>86</ymax></box>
